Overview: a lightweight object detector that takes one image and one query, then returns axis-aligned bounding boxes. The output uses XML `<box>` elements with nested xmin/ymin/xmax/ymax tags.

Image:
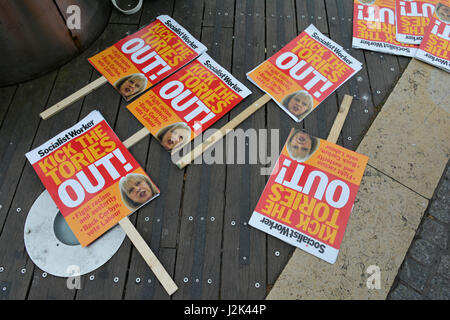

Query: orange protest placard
<box><xmin>88</xmin><ymin>15</ymin><xmax>207</xmax><ymax>101</ymax></box>
<box><xmin>249</xmin><ymin>129</ymin><xmax>368</xmax><ymax>264</ymax></box>
<box><xmin>127</xmin><ymin>53</ymin><xmax>252</xmax><ymax>153</ymax></box>
<box><xmin>395</xmin><ymin>0</ymin><xmax>440</xmax><ymax>44</ymax></box>
<box><xmin>352</xmin><ymin>0</ymin><xmax>419</xmax><ymax>56</ymax></box>
<box><xmin>415</xmin><ymin>1</ymin><xmax>450</xmax><ymax>72</ymax></box>
<box><xmin>26</xmin><ymin>111</ymin><xmax>160</xmax><ymax>247</ymax></box>
<box><xmin>247</xmin><ymin>25</ymin><xmax>362</xmax><ymax>122</ymax></box>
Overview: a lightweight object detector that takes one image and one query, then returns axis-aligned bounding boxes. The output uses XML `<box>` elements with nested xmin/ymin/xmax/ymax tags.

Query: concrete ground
<box><xmin>388</xmin><ymin>162</ymin><xmax>450</xmax><ymax>300</ymax></box>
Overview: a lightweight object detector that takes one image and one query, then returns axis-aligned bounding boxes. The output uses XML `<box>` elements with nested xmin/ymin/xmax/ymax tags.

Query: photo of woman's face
<box><xmin>289</xmin><ymin>132</ymin><xmax>312</xmax><ymax>159</ymax></box>
<box><xmin>161</xmin><ymin>128</ymin><xmax>190</xmax><ymax>150</ymax></box>
<box><xmin>119</xmin><ymin>78</ymin><xmax>143</xmax><ymax>97</ymax></box>
<box><xmin>436</xmin><ymin>4</ymin><xmax>450</xmax><ymax>23</ymax></box>
<box><xmin>125</xmin><ymin>178</ymin><xmax>153</xmax><ymax>204</ymax></box>
<box><xmin>287</xmin><ymin>94</ymin><xmax>311</xmax><ymax>117</ymax></box>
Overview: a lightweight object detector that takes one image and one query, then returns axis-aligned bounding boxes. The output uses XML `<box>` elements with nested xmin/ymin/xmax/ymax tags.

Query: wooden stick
<box><xmin>118</xmin><ymin>217</ymin><xmax>178</xmax><ymax>295</ymax></box>
<box><xmin>123</xmin><ymin>127</ymin><xmax>150</xmax><ymax>149</ymax></box>
<box><xmin>175</xmin><ymin>94</ymin><xmax>272</xmax><ymax>169</ymax></box>
<box><xmin>40</xmin><ymin>76</ymin><xmax>108</xmax><ymax>120</ymax></box>
<box><xmin>327</xmin><ymin>95</ymin><xmax>353</xmax><ymax>143</ymax></box>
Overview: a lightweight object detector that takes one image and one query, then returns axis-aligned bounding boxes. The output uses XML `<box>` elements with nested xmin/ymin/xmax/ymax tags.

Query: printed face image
<box><xmin>125</xmin><ymin>178</ymin><xmax>154</xmax><ymax>205</ymax></box>
<box><xmin>436</xmin><ymin>4</ymin><xmax>450</xmax><ymax>23</ymax></box>
<box><xmin>119</xmin><ymin>77</ymin><xmax>143</xmax><ymax>97</ymax></box>
<box><xmin>289</xmin><ymin>131</ymin><xmax>313</xmax><ymax>160</ymax></box>
<box><xmin>287</xmin><ymin>94</ymin><xmax>311</xmax><ymax>117</ymax></box>
<box><xmin>161</xmin><ymin>127</ymin><xmax>190</xmax><ymax>151</ymax></box>
<box><xmin>357</xmin><ymin>0</ymin><xmax>375</xmax><ymax>4</ymax></box>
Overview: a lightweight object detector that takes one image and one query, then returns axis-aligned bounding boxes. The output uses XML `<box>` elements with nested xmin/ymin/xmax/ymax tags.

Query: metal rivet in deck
<box><xmin>144</xmin><ymin>217</ymin><xmax>149</xmax><ymax>222</ymax></box>
<box><xmin>275</xmin><ymin>251</ymin><xmax>280</xmax><ymax>257</ymax></box>
<box><xmin>189</xmin><ymin>216</ymin><xmax>193</xmax><ymax>221</ymax></box>
<box><xmin>364</xmin><ymin>109</ymin><xmax>369</xmax><ymax>113</ymax></box>
<box><xmin>207</xmin><ymin>279</ymin><xmax>212</xmax><ymax>284</ymax></box>
<box><xmin>183</xmin><ymin>277</ymin><xmax>189</xmax><ymax>283</ymax></box>
<box><xmin>347</xmin><ymin>137</ymin><xmax>352</xmax><ymax>141</ymax></box>
<box><xmin>231</xmin><ymin>220</ymin><xmax>236</xmax><ymax>226</ymax></box>
<box><xmin>147</xmin><ymin>279</ymin><xmax>152</xmax><ymax>284</ymax></box>
<box><xmin>0</xmin><ymin>267</ymin><xmax>4</xmax><ymax>272</ymax></box>
<box><xmin>377</xmin><ymin>90</ymin><xmax>381</xmax><ymax>94</ymax></box>
<box><xmin>195</xmin><ymin>278</ymin><xmax>199</xmax><ymax>283</ymax></box>
<box><xmin>242</xmin><ymin>256</ymin><xmax>247</xmax><ymax>261</ymax></box>
<box><xmin>113</xmin><ymin>277</ymin><xmax>119</xmax><ymax>283</ymax></box>
<box><xmin>135</xmin><ymin>278</ymin><xmax>141</xmax><ymax>284</ymax></box>
<box><xmin>89</xmin><ymin>275</ymin><xmax>95</xmax><ymax>281</ymax></box>
<box><xmin>318</xmin><ymin>16</ymin><xmax>322</xmax><ymax>20</ymax></box>
<box><xmin>210</xmin><ymin>217</ymin><xmax>215</xmax><ymax>222</ymax></box>
<box><xmin>21</xmin><ymin>268</ymin><xmax>26</xmax><ymax>274</ymax></box>
<box><xmin>390</xmin><ymin>67</ymin><xmax>395</xmax><ymax>72</ymax></box>
<box><xmin>255</xmin><ymin>282</ymin><xmax>260</xmax><ymax>288</ymax></box>
<box><xmin>156</xmin><ymin>218</ymin><xmax>160</xmax><ymax>223</ymax></box>
<box><xmin>2</xmin><ymin>287</ymin><xmax>6</xmax><ymax>291</ymax></box>
<box><xmin>42</xmin><ymin>272</ymin><xmax>48</xmax><ymax>278</ymax></box>
<box><xmin>16</xmin><ymin>208</ymin><xmax>21</xmax><ymax>213</ymax></box>
<box><xmin>200</xmin><ymin>217</ymin><xmax>204</xmax><ymax>221</ymax></box>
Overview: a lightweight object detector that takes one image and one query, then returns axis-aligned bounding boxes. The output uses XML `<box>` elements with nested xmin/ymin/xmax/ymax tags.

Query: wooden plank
<box><xmin>324</xmin><ymin>0</ymin><xmax>375</xmax><ymax>151</ymax></box>
<box><xmin>26</xmin><ymin>24</ymin><xmax>137</xmax><ymax>300</ymax></box>
<box><xmin>124</xmin><ymin>248</ymin><xmax>176</xmax><ymax>300</ymax></box>
<box><xmin>139</xmin><ymin>0</ymin><xmax>175</xmax><ymax>26</ymax></box>
<box><xmin>0</xmin><ymin>73</ymin><xmax>58</xmax><ymax>300</ymax></box>
<box><xmin>264</xmin><ymin>0</ymin><xmax>299</xmax><ymax>289</ymax></box>
<box><xmin>172</xmin><ymin>0</ymin><xmax>205</xmax><ymax>38</ymax></box>
<box><xmin>204</xmin><ymin>0</ymin><xmax>235</xmax><ymax>28</ymax></box>
<box><xmin>0</xmin><ymin>86</ymin><xmax>17</xmax><ymax>129</ymax></box>
<box><xmin>171</xmin><ymin>26</ymin><xmax>233</xmax><ymax>300</ymax></box>
<box><xmin>363</xmin><ymin>51</ymin><xmax>403</xmax><ymax>107</ymax></box>
<box><xmin>296</xmin><ymin>0</ymin><xmax>329</xmax><ymax>34</ymax></box>
<box><xmin>123</xmin><ymin>0</ymin><xmax>201</xmax><ymax>300</ymax></box>
<box><xmin>220</xmin><ymin>0</ymin><xmax>267</xmax><ymax>300</ymax></box>
<box><xmin>118</xmin><ymin>217</ymin><xmax>178</xmax><ymax>296</ymax></box>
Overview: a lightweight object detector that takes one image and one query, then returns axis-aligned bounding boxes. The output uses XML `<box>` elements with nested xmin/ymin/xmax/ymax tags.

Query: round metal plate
<box><xmin>24</xmin><ymin>190</ymin><xmax>126</xmax><ymax>277</ymax></box>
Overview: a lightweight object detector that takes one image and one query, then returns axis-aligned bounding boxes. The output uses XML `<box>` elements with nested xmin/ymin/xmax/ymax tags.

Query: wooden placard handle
<box><xmin>175</xmin><ymin>94</ymin><xmax>272</xmax><ymax>169</ymax></box>
<box><xmin>40</xmin><ymin>76</ymin><xmax>108</xmax><ymax>120</ymax></box>
<box><xmin>327</xmin><ymin>95</ymin><xmax>353</xmax><ymax>144</ymax></box>
<box><xmin>118</xmin><ymin>217</ymin><xmax>178</xmax><ymax>295</ymax></box>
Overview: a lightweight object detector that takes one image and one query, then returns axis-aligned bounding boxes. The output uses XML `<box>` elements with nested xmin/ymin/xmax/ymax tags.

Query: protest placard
<box><xmin>247</xmin><ymin>24</ymin><xmax>362</xmax><ymax>122</ymax></box>
<box><xmin>89</xmin><ymin>15</ymin><xmax>207</xmax><ymax>101</ymax></box>
<box><xmin>414</xmin><ymin>1</ymin><xmax>450</xmax><ymax>72</ymax></box>
<box><xmin>249</xmin><ymin>128</ymin><xmax>368</xmax><ymax>264</ymax></box>
<box><xmin>395</xmin><ymin>0</ymin><xmax>439</xmax><ymax>44</ymax></box>
<box><xmin>127</xmin><ymin>53</ymin><xmax>252</xmax><ymax>153</ymax></box>
<box><xmin>26</xmin><ymin>111</ymin><xmax>160</xmax><ymax>247</ymax></box>
<box><xmin>352</xmin><ymin>0</ymin><xmax>419</xmax><ymax>56</ymax></box>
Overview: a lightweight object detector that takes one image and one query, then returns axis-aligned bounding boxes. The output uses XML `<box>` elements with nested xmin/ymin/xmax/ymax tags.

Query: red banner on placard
<box><xmin>26</xmin><ymin>111</ymin><xmax>160</xmax><ymax>246</ymax></box>
<box><xmin>395</xmin><ymin>0</ymin><xmax>439</xmax><ymax>44</ymax></box>
<box><xmin>249</xmin><ymin>129</ymin><xmax>368</xmax><ymax>264</ymax></box>
<box><xmin>415</xmin><ymin>1</ymin><xmax>450</xmax><ymax>72</ymax></box>
<box><xmin>352</xmin><ymin>0</ymin><xmax>419</xmax><ymax>56</ymax></box>
<box><xmin>247</xmin><ymin>25</ymin><xmax>362</xmax><ymax>122</ymax></box>
<box><xmin>127</xmin><ymin>53</ymin><xmax>252</xmax><ymax>152</ymax></box>
<box><xmin>88</xmin><ymin>15</ymin><xmax>207</xmax><ymax>101</ymax></box>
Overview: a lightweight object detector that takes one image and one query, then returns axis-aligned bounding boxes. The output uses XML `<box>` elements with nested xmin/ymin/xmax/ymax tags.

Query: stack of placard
<box><xmin>352</xmin><ymin>0</ymin><xmax>449</xmax><ymax>72</ymax></box>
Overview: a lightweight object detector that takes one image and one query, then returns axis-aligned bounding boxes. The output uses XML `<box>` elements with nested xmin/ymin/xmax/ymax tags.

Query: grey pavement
<box><xmin>388</xmin><ymin>163</ymin><xmax>450</xmax><ymax>300</ymax></box>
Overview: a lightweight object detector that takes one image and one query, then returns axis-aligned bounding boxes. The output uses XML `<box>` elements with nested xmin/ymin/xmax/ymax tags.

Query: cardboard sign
<box><xmin>127</xmin><ymin>53</ymin><xmax>252</xmax><ymax>152</ymax></box>
<box><xmin>26</xmin><ymin>111</ymin><xmax>160</xmax><ymax>247</ymax></box>
<box><xmin>88</xmin><ymin>15</ymin><xmax>207</xmax><ymax>101</ymax></box>
<box><xmin>395</xmin><ymin>0</ymin><xmax>439</xmax><ymax>44</ymax></box>
<box><xmin>415</xmin><ymin>1</ymin><xmax>450</xmax><ymax>72</ymax></box>
<box><xmin>247</xmin><ymin>25</ymin><xmax>362</xmax><ymax>122</ymax></box>
<box><xmin>352</xmin><ymin>0</ymin><xmax>419</xmax><ymax>56</ymax></box>
<box><xmin>249</xmin><ymin>129</ymin><xmax>368</xmax><ymax>264</ymax></box>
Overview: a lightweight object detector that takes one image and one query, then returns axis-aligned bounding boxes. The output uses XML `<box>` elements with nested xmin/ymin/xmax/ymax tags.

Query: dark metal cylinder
<box><xmin>0</xmin><ymin>0</ymin><xmax>112</xmax><ymax>86</ymax></box>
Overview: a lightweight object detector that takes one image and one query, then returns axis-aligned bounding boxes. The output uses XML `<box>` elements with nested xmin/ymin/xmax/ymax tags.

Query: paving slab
<box><xmin>267</xmin><ymin>166</ymin><xmax>428</xmax><ymax>300</ymax></box>
<box><xmin>357</xmin><ymin>59</ymin><xmax>450</xmax><ymax>199</ymax></box>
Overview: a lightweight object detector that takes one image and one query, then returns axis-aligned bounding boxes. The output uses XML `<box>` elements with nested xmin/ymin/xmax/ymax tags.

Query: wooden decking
<box><xmin>0</xmin><ymin>0</ymin><xmax>410</xmax><ymax>300</ymax></box>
